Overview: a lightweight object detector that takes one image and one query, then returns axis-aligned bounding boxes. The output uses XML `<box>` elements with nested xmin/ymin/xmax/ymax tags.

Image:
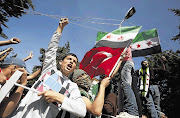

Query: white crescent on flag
<box><xmin>90</xmin><ymin>51</ymin><xmax>112</xmax><ymax>70</ymax></box>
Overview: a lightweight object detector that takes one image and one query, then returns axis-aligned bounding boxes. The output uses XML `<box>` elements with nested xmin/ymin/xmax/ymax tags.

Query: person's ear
<box><xmin>59</xmin><ymin>60</ymin><xmax>62</xmax><ymax>66</ymax></box>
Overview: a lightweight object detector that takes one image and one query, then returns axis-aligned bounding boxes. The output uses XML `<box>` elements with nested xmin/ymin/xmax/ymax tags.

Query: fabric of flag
<box><xmin>95</xmin><ymin>26</ymin><xmax>142</xmax><ymax>48</ymax></box>
<box><xmin>131</xmin><ymin>28</ymin><xmax>162</xmax><ymax>57</ymax></box>
<box><xmin>80</xmin><ymin>47</ymin><xmax>124</xmax><ymax>78</ymax></box>
<box><xmin>80</xmin><ymin>26</ymin><xmax>142</xmax><ymax>78</ymax></box>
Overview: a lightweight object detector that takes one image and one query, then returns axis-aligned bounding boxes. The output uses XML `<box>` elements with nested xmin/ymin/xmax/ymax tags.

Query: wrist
<box><xmin>100</xmin><ymin>84</ymin><xmax>106</xmax><ymax>89</ymax></box>
<box><xmin>8</xmin><ymin>40</ymin><xmax>12</xmax><ymax>44</ymax></box>
<box><xmin>57</xmin><ymin>93</ymin><xmax>64</xmax><ymax>104</ymax></box>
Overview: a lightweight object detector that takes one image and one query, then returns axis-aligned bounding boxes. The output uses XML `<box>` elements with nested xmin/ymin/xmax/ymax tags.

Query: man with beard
<box><xmin>138</xmin><ymin>56</ymin><xmax>166</xmax><ymax>118</ymax></box>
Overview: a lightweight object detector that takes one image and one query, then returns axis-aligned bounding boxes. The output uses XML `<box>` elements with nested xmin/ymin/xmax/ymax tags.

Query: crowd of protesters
<box><xmin>0</xmin><ymin>18</ymin><xmax>168</xmax><ymax>118</ymax></box>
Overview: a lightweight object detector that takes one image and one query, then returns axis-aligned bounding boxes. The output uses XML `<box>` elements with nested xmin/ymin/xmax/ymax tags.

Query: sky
<box><xmin>1</xmin><ymin>0</ymin><xmax>180</xmax><ymax>73</ymax></box>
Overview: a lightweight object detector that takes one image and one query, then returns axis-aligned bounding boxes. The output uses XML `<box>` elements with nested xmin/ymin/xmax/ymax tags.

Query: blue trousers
<box><xmin>145</xmin><ymin>85</ymin><xmax>161</xmax><ymax>118</ymax></box>
<box><xmin>120</xmin><ymin>61</ymin><xmax>139</xmax><ymax>116</ymax></box>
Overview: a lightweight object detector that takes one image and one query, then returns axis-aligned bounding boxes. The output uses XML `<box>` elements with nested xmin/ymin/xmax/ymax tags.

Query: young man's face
<box><xmin>141</xmin><ymin>61</ymin><xmax>149</xmax><ymax>69</ymax></box>
<box><xmin>2</xmin><ymin>65</ymin><xmax>21</xmax><ymax>78</ymax></box>
<box><xmin>59</xmin><ymin>55</ymin><xmax>78</xmax><ymax>76</ymax></box>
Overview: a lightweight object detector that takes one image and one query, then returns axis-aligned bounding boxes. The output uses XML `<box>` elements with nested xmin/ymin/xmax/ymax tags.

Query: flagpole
<box><xmin>108</xmin><ymin>41</ymin><xmax>132</xmax><ymax>78</ymax></box>
<box><xmin>119</xmin><ymin>19</ymin><xmax>125</xmax><ymax>28</ymax></box>
<box><xmin>109</xmin><ymin>7</ymin><xmax>136</xmax><ymax>78</ymax></box>
<box><xmin>14</xmin><ymin>83</ymin><xmax>40</xmax><ymax>93</ymax></box>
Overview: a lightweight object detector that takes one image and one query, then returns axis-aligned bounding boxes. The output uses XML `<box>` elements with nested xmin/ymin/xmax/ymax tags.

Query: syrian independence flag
<box><xmin>80</xmin><ymin>26</ymin><xmax>141</xmax><ymax>78</ymax></box>
<box><xmin>131</xmin><ymin>28</ymin><xmax>162</xmax><ymax>57</ymax></box>
<box><xmin>95</xmin><ymin>26</ymin><xmax>142</xmax><ymax>48</ymax></box>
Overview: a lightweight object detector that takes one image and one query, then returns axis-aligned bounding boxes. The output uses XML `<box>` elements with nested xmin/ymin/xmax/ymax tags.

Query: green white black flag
<box><xmin>95</xmin><ymin>26</ymin><xmax>142</xmax><ymax>48</ymax></box>
<box><xmin>131</xmin><ymin>28</ymin><xmax>162</xmax><ymax>57</ymax></box>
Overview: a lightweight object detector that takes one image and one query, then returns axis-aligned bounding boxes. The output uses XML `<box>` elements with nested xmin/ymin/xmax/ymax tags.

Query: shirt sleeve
<box><xmin>61</xmin><ymin>83</ymin><xmax>87</xmax><ymax>117</ymax></box>
<box><xmin>42</xmin><ymin>32</ymin><xmax>61</xmax><ymax>73</ymax></box>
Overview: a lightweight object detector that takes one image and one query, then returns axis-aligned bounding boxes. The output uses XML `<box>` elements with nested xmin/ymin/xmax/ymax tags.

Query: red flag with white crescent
<box><xmin>79</xmin><ymin>47</ymin><xmax>124</xmax><ymax>78</ymax></box>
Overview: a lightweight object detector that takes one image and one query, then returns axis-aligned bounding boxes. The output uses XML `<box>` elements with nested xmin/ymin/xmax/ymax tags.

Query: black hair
<box><xmin>62</xmin><ymin>53</ymin><xmax>78</xmax><ymax>63</ymax></box>
<box><xmin>141</xmin><ymin>60</ymin><xmax>148</xmax><ymax>66</ymax></box>
<box><xmin>0</xmin><ymin>64</ymin><xmax>24</xmax><ymax>70</ymax></box>
<box><xmin>0</xmin><ymin>64</ymin><xmax>11</xmax><ymax>69</ymax></box>
<box><xmin>56</xmin><ymin>53</ymin><xmax>78</xmax><ymax>70</ymax></box>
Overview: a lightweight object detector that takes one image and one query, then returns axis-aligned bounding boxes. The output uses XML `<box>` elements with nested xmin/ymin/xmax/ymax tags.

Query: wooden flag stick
<box><xmin>108</xmin><ymin>41</ymin><xmax>132</xmax><ymax>78</ymax></box>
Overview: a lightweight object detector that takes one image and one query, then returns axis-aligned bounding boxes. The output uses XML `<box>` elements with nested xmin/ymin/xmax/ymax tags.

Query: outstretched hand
<box><xmin>28</xmin><ymin>51</ymin><xmax>33</xmax><ymax>59</ymax></box>
<box><xmin>9</xmin><ymin>38</ymin><xmax>21</xmax><ymax>44</ymax></box>
<box><xmin>7</xmin><ymin>47</ymin><xmax>14</xmax><ymax>52</ymax></box>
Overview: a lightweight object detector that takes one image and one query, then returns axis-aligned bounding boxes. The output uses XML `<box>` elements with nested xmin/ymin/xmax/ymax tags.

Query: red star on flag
<box><xmin>106</xmin><ymin>35</ymin><xmax>111</xmax><ymax>39</ymax></box>
<box><xmin>118</xmin><ymin>36</ymin><xmax>124</xmax><ymax>40</ymax></box>
<box><xmin>147</xmin><ymin>41</ymin><xmax>152</xmax><ymax>46</ymax></box>
<box><xmin>137</xmin><ymin>44</ymin><xmax>141</xmax><ymax>48</ymax></box>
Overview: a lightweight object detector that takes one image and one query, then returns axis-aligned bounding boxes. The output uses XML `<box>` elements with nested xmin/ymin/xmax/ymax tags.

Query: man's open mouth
<box><xmin>67</xmin><ymin>64</ymin><xmax>72</xmax><ymax>70</ymax></box>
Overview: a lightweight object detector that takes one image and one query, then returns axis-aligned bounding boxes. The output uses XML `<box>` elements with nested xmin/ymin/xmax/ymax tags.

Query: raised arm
<box><xmin>160</xmin><ymin>56</ymin><xmax>166</xmax><ymax>70</ymax></box>
<box><xmin>83</xmin><ymin>77</ymin><xmax>110</xmax><ymax>116</ymax></box>
<box><xmin>42</xmin><ymin>18</ymin><xmax>68</xmax><ymax>73</ymax></box>
<box><xmin>110</xmin><ymin>51</ymin><xmax>126</xmax><ymax>78</ymax></box>
<box><xmin>0</xmin><ymin>47</ymin><xmax>13</xmax><ymax>56</ymax></box>
<box><xmin>22</xmin><ymin>51</ymin><xmax>33</xmax><ymax>62</ymax></box>
<box><xmin>0</xmin><ymin>38</ymin><xmax>20</xmax><ymax>46</ymax></box>
<box><xmin>56</xmin><ymin>18</ymin><xmax>68</xmax><ymax>34</ymax></box>
<box><xmin>0</xmin><ymin>51</ymin><xmax>11</xmax><ymax>61</ymax></box>
<box><xmin>27</xmin><ymin>67</ymin><xmax>42</xmax><ymax>80</ymax></box>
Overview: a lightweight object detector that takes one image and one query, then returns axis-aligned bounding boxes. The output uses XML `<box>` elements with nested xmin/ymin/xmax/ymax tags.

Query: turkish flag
<box><xmin>79</xmin><ymin>47</ymin><xmax>124</xmax><ymax>78</ymax></box>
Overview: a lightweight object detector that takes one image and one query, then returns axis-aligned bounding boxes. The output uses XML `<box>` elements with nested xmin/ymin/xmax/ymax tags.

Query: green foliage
<box><xmin>56</xmin><ymin>41</ymin><xmax>70</xmax><ymax>70</ymax></box>
<box><xmin>169</xmin><ymin>9</ymin><xmax>180</xmax><ymax>43</ymax></box>
<box><xmin>0</xmin><ymin>0</ymin><xmax>34</xmax><ymax>39</ymax></box>
<box><xmin>38</xmin><ymin>48</ymin><xmax>46</xmax><ymax>64</ymax></box>
<box><xmin>169</xmin><ymin>9</ymin><xmax>180</xmax><ymax>16</ymax></box>
<box><xmin>145</xmin><ymin>50</ymin><xmax>180</xmax><ymax>117</ymax></box>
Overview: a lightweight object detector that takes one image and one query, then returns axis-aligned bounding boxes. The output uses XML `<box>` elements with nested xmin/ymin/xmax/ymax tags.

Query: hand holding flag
<box><xmin>80</xmin><ymin>26</ymin><xmax>142</xmax><ymax>78</ymax></box>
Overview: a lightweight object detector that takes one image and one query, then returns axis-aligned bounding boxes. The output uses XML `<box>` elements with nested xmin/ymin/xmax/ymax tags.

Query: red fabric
<box><xmin>80</xmin><ymin>47</ymin><xmax>124</xmax><ymax>78</ymax></box>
